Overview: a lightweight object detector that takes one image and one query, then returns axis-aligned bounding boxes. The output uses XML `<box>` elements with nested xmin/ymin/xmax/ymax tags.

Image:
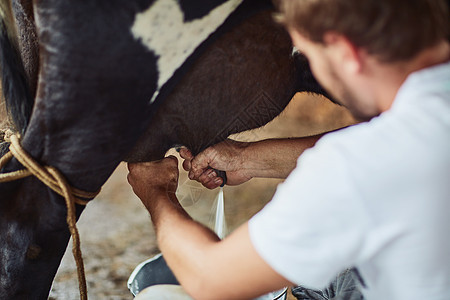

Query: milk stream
<box><xmin>214</xmin><ymin>187</ymin><xmax>226</xmax><ymax>239</ymax></box>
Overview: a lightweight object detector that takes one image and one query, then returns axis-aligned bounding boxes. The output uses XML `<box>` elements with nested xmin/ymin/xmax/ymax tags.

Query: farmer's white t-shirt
<box><xmin>249</xmin><ymin>61</ymin><xmax>450</xmax><ymax>300</ymax></box>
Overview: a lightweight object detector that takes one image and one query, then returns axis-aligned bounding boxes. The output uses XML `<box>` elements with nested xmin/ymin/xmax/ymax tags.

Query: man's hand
<box><xmin>180</xmin><ymin>136</ymin><xmax>325</xmax><ymax>189</ymax></box>
<box><xmin>127</xmin><ymin>156</ymin><xmax>179</xmax><ymax>210</ymax></box>
<box><xmin>179</xmin><ymin>140</ymin><xmax>252</xmax><ymax>189</ymax></box>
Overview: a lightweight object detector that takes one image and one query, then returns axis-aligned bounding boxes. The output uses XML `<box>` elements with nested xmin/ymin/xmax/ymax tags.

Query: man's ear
<box><xmin>323</xmin><ymin>32</ymin><xmax>362</xmax><ymax>74</ymax></box>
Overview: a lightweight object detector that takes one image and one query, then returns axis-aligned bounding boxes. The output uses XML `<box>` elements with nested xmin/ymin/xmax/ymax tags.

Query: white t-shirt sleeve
<box><xmin>248</xmin><ymin>136</ymin><xmax>372</xmax><ymax>288</ymax></box>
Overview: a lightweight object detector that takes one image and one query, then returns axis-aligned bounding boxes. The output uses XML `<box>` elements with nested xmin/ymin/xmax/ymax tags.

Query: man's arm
<box><xmin>127</xmin><ymin>158</ymin><xmax>292</xmax><ymax>300</ymax></box>
<box><xmin>181</xmin><ymin>135</ymin><xmax>322</xmax><ymax>189</ymax></box>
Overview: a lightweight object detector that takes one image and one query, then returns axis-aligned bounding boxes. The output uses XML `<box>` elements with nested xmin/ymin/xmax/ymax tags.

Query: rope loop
<box><xmin>0</xmin><ymin>128</ymin><xmax>15</xmax><ymax>143</ymax></box>
<box><xmin>0</xmin><ymin>134</ymin><xmax>100</xmax><ymax>300</ymax></box>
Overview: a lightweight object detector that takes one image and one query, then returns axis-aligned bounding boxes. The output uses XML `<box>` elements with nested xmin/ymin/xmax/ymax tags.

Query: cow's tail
<box><xmin>0</xmin><ymin>0</ymin><xmax>33</xmax><ymax>134</ymax></box>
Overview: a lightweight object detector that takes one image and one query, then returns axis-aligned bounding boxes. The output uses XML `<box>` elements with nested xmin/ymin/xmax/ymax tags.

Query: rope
<box><xmin>0</xmin><ymin>134</ymin><xmax>100</xmax><ymax>300</ymax></box>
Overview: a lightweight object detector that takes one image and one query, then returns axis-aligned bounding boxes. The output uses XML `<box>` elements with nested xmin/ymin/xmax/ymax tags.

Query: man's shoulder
<box><xmin>394</xmin><ymin>61</ymin><xmax>450</xmax><ymax>110</ymax></box>
<box><xmin>301</xmin><ymin>100</ymin><xmax>449</xmax><ymax>188</ymax></box>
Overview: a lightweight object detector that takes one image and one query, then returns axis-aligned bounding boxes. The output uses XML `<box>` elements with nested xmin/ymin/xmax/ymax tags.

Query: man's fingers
<box><xmin>188</xmin><ymin>165</ymin><xmax>209</xmax><ymax>180</ymax></box>
<box><xmin>179</xmin><ymin>147</ymin><xmax>225</xmax><ymax>187</ymax></box>
<box><xmin>179</xmin><ymin>147</ymin><xmax>193</xmax><ymax>160</ymax></box>
<box><xmin>179</xmin><ymin>147</ymin><xmax>194</xmax><ymax>172</ymax></box>
<box><xmin>198</xmin><ymin>168</ymin><xmax>216</xmax><ymax>183</ymax></box>
<box><xmin>203</xmin><ymin>177</ymin><xmax>222</xmax><ymax>189</ymax></box>
<box><xmin>182</xmin><ymin>158</ymin><xmax>192</xmax><ymax>172</ymax></box>
<box><xmin>196</xmin><ymin>169</ymin><xmax>224</xmax><ymax>189</ymax></box>
<box><xmin>190</xmin><ymin>156</ymin><xmax>211</xmax><ymax>179</ymax></box>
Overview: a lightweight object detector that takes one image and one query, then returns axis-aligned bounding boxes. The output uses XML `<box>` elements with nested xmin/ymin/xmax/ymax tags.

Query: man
<box><xmin>127</xmin><ymin>0</ymin><xmax>450</xmax><ymax>299</ymax></box>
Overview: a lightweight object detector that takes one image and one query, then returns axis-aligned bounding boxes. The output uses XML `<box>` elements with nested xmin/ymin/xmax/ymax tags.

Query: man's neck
<box><xmin>404</xmin><ymin>40</ymin><xmax>450</xmax><ymax>74</ymax></box>
<box><xmin>372</xmin><ymin>40</ymin><xmax>450</xmax><ymax>113</ymax></box>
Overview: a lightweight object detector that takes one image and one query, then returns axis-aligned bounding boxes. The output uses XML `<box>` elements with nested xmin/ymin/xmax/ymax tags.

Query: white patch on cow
<box><xmin>131</xmin><ymin>0</ymin><xmax>243</xmax><ymax>103</ymax></box>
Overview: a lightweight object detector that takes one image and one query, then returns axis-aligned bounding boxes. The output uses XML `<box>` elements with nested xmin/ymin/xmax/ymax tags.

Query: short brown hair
<box><xmin>276</xmin><ymin>0</ymin><xmax>449</xmax><ymax>62</ymax></box>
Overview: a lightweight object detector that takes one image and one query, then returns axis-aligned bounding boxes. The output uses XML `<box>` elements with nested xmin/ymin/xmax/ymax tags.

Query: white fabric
<box><xmin>249</xmin><ymin>61</ymin><xmax>450</xmax><ymax>300</ymax></box>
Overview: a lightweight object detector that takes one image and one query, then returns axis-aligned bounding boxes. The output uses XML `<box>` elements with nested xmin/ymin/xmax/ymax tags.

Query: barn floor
<box><xmin>48</xmin><ymin>93</ymin><xmax>356</xmax><ymax>300</ymax></box>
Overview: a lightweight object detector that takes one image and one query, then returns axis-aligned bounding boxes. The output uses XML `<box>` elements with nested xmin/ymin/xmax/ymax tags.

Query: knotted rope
<box><xmin>0</xmin><ymin>133</ymin><xmax>100</xmax><ymax>300</ymax></box>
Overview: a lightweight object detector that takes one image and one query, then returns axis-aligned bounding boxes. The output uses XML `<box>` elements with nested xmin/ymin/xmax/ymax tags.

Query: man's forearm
<box><xmin>242</xmin><ymin>135</ymin><xmax>321</xmax><ymax>179</ymax></box>
<box><xmin>146</xmin><ymin>192</ymin><xmax>290</xmax><ymax>299</ymax></box>
<box><xmin>147</xmin><ymin>192</ymin><xmax>221</xmax><ymax>296</ymax></box>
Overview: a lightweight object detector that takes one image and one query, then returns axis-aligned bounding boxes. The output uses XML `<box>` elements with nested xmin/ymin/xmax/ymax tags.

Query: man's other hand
<box><xmin>127</xmin><ymin>156</ymin><xmax>179</xmax><ymax>209</ymax></box>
